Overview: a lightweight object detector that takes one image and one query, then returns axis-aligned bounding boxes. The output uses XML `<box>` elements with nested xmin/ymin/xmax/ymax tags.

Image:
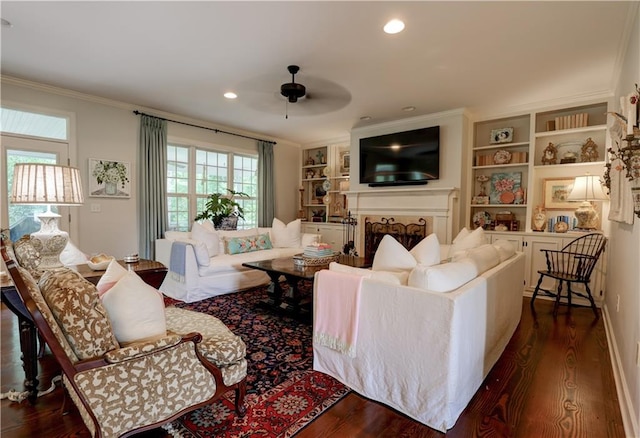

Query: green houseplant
<box><xmin>194</xmin><ymin>189</ymin><xmax>249</xmax><ymax>229</ymax></box>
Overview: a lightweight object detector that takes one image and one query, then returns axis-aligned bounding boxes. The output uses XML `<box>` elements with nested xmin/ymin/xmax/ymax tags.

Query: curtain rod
<box><xmin>133</xmin><ymin>110</ymin><xmax>276</xmax><ymax>145</ymax></box>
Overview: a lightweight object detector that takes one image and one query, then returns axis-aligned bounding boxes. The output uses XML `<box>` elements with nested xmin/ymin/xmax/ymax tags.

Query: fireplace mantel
<box><xmin>344</xmin><ymin>187</ymin><xmax>459</xmax><ymax>254</ymax></box>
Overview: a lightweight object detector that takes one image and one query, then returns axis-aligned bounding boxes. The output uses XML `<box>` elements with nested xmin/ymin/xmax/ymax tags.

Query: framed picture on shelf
<box><xmin>313</xmin><ymin>181</ymin><xmax>327</xmax><ymax>201</ymax></box>
<box><xmin>489</xmin><ymin>172</ymin><xmax>521</xmax><ymax>204</ymax></box>
<box><xmin>490</xmin><ymin>127</ymin><xmax>513</xmax><ymax>144</ymax></box>
<box><xmin>543</xmin><ymin>177</ymin><xmax>576</xmax><ymax>209</ymax></box>
<box><xmin>340</xmin><ymin>151</ymin><xmax>350</xmax><ymax>174</ymax></box>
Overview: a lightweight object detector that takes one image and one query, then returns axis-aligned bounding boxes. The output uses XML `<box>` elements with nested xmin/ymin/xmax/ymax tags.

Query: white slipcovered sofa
<box><xmin>156</xmin><ymin>219</ymin><xmax>320</xmax><ymax>303</ymax></box>
<box><xmin>312</xmin><ymin>228</ymin><xmax>525</xmax><ymax>432</ymax></box>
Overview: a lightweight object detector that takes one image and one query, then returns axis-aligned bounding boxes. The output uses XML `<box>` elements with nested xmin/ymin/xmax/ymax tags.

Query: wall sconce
<box><xmin>10</xmin><ymin>163</ymin><xmax>84</xmax><ymax>269</ymax></box>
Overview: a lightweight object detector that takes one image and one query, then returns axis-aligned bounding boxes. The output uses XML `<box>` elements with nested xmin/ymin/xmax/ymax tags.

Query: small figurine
<box><xmin>542</xmin><ymin>142</ymin><xmax>557</xmax><ymax>165</ymax></box>
<box><xmin>532</xmin><ymin>206</ymin><xmax>547</xmax><ymax>231</ymax></box>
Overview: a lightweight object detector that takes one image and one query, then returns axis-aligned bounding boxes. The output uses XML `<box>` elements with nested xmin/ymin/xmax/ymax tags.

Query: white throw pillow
<box><xmin>454</xmin><ymin>243</ymin><xmax>500</xmax><ymax>275</ymax></box>
<box><xmin>329</xmin><ymin>262</ymin><xmax>406</xmax><ymax>285</ymax></box>
<box><xmin>372</xmin><ymin>235</ymin><xmax>417</xmax><ymax>272</ymax></box>
<box><xmin>101</xmin><ymin>272</ymin><xmax>167</xmax><ymax>345</ymax></box>
<box><xmin>408</xmin><ymin>258</ymin><xmax>478</xmax><ymax>293</ymax></box>
<box><xmin>96</xmin><ymin>259</ymin><xmax>128</xmax><ymax>297</ymax></box>
<box><xmin>59</xmin><ymin>241</ymin><xmax>88</xmax><ymax>266</ymax></box>
<box><xmin>409</xmin><ymin>233</ymin><xmax>440</xmax><ymax>267</ymax></box>
<box><xmin>448</xmin><ymin>227</ymin><xmax>488</xmax><ymax>259</ymax></box>
<box><xmin>191</xmin><ymin>221</ymin><xmax>220</xmax><ymax>257</ymax></box>
<box><xmin>493</xmin><ymin>239</ymin><xmax>517</xmax><ymax>263</ymax></box>
<box><xmin>271</xmin><ymin>218</ymin><xmax>301</xmax><ymax>248</ymax></box>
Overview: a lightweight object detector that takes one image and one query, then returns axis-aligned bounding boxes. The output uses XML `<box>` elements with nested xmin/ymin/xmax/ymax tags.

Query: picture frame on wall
<box><xmin>340</xmin><ymin>151</ymin><xmax>350</xmax><ymax>174</ymax></box>
<box><xmin>89</xmin><ymin>158</ymin><xmax>131</xmax><ymax>198</ymax></box>
<box><xmin>543</xmin><ymin>177</ymin><xmax>576</xmax><ymax>209</ymax></box>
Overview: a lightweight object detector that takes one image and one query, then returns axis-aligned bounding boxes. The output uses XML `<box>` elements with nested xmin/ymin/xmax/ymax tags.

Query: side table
<box><xmin>1</xmin><ymin>259</ymin><xmax>167</xmax><ymax>403</ymax></box>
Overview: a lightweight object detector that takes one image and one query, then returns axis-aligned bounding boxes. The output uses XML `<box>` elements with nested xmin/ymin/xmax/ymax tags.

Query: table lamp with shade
<box><xmin>567</xmin><ymin>174</ymin><xmax>608</xmax><ymax>230</ymax></box>
<box><xmin>10</xmin><ymin>163</ymin><xmax>84</xmax><ymax>269</ymax></box>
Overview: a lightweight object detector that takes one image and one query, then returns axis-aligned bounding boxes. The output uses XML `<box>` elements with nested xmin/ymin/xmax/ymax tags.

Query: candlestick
<box><xmin>627</xmin><ymin>93</ymin><xmax>636</xmax><ymax>136</ymax></box>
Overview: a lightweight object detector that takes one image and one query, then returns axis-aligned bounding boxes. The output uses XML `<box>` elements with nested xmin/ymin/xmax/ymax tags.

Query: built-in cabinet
<box><xmin>301</xmin><ymin>222</ymin><xmax>344</xmax><ymax>252</ymax></box>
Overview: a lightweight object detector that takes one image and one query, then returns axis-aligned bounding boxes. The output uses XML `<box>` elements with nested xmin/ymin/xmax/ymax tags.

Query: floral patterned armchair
<box><xmin>1</xmin><ymin>238</ymin><xmax>247</xmax><ymax>438</ymax></box>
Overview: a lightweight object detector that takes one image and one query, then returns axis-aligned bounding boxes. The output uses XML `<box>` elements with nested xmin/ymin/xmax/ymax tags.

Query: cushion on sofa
<box><xmin>225</xmin><ymin>233</ymin><xmax>273</xmax><ymax>255</ymax></box>
<box><xmin>60</xmin><ymin>241</ymin><xmax>89</xmax><ymax>266</ymax></box>
<box><xmin>408</xmin><ymin>258</ymin><xmax>478</xmax><ymax>293</ymax></box>
<box><xmin>456</xmin><ymin>243</ymin><xmax>501</xmax><ymax>275</ymax></box>
<box><xmin>493</xmin><ymin>239</ymin><xmax>517</xmax><ymax>263</ymax></box>
<box><xmin>180</xmin><ymin>239</ymin><xmax>211</xmax><ymax>266</ymax></box>
<box><xmin>96</xmin><ymin>259</ymin><xmax>129</xmax><ymax>296</ymax></box>
<box><xmin>13</xmin><ymin>235</ymin><xmax>43</xmax><ymax>280</ymax></box>
<box><xmin>271</xmin><ymin>218</ymin><xmax>301</xmax><ymax>248</ymax></box>
<box><xmin>329</xmin><ymin>262</ymin><xmax>406</xmax><ymax>285</ymax></box>
<box><xmin>409</xmin><ymin>233</ymin><xmax>441</xmax><ymax>266</ymax></box>
<box><xmin>39</xmin><ymin>268</ymin><xmax>119</xmax><ymax>359</ymax></box>
<box><xmin>191</xmin><ymin>221</ymin><xmax>220</xmax><ymax>257</ymax></box>
<box><xmin>372</xmin><ymin>235</ymin><xmax>418</xmax><ymax>272</ymax></box>
<box><xmin>217</xmin><ymin>228</ymin><xmax>259</xmax><ymax>254</ymax></box>
<box><xmin>101</xmin><ymin>271</ymin><xmax>167</xmax><ymax>346</ymax></box>
<box><xmin>448</xmin><ymin>227</ymin><xmax>488</xmax><ymax>259</ymax></box>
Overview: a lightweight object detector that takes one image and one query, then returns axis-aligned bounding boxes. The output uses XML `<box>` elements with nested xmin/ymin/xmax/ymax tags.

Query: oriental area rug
<box><xmin>165</xmin><ymin>283</ymin><xmax>350</xmax><ymax>437</ymax></box>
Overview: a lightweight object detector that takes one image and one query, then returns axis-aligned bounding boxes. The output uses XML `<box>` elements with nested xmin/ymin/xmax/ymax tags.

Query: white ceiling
<box><xmin>0</xmin><ymin>1</ymin><xmax>636</xmax><ymax>145</ymax></box>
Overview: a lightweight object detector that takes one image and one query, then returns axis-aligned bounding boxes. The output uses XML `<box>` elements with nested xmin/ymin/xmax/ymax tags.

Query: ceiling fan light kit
<box><xmin>280</xmin><ymin>65</ymin><xmax>306</xmax><ymax>103</ymax></box>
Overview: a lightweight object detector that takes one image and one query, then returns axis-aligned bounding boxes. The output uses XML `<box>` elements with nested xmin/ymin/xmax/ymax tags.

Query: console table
<box><xmin>1</xmin><ymin>259</ymin><xmax>167</xmax><ymax>403</ymax></box>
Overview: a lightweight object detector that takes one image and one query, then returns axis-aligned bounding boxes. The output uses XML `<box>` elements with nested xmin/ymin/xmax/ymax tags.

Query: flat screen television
<box><xmin>359</xmin><ymin>126</ymin><xmax>440</xmax><ymax>187</ymax></box>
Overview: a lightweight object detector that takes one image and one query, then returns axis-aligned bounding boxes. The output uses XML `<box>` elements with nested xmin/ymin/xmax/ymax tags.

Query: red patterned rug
<box><xmin>165</xmin><ymin>283</ymin><xmax>350</xmax><ymax>437</ymax></box>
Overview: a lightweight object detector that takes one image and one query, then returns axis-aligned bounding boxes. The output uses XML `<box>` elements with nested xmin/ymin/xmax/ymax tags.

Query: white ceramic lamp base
<box><xmin>30</xmin><ymin>210</ymin><xmax>68</xmax><ymax>270</ymax></box>
<box><xmin>574</xmin><ymin>201</ymin><xmax>599</xmax><ymax>230</ymax></box>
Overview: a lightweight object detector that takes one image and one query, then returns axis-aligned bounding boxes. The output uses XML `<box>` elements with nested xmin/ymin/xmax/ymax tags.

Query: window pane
<box><xmin>1</xmin><ymin>107</ymin><xmax>67</xmax><ymax>140</ymax></box>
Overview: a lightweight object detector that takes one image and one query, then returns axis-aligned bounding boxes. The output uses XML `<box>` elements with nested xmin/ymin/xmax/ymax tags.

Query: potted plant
<box><xmin>194</xmin><ymin>189</ymin><xmax>249</xmax><ymax>229</ymax></box>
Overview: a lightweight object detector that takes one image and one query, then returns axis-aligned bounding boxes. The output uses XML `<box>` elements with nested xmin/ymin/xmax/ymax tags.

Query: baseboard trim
<box><xmin>603</xmin><ymin>304</ymin><xmax>638</xmax><ymax>438</ymax></box>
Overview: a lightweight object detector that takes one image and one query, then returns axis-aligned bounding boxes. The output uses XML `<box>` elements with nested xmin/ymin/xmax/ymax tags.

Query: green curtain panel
<box><xmin>138</xmin><ymin>115</ymin><xmax>168</xmax><ymax>259</ymax></box>
<box><xmin>257</xmin><ymin>141</ymin><xmax>275</xmax><ymax>227</ymax></box>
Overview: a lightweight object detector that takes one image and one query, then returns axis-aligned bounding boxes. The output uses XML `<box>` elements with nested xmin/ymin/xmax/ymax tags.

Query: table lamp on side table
<box><xmin>567</xmin><ymin>174</ymin><xmax>608</xmax><ymax>230</ymax></box>
<box><xmin>10</xmin><ymin>163</ymin><xmax>84</xmax><ymax>269</ymax></box>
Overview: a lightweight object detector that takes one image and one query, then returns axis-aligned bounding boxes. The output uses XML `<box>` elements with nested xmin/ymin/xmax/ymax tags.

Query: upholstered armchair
<box><xmin>1</xmin><ymin>239</ymin><xmax>247</xmax><ymax>438</ymax></box>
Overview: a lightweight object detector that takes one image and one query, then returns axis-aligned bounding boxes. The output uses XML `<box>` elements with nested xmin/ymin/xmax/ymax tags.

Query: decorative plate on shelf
<box><xmin>322</xmin><ymin>179</ymin><xmax>332</xmax><ymax>191</ymax></box>
<box><xmin>323</xmin><ymin>194</ymin><xmax>331</xmax><ymax>205</ymax></box>
<box><xmin>472</xmin><ymin>211</ymin><xmax>492</xmax><ymax>229</ymax></box>
<box><xmin>493</xmin><ymin>150</ymin><xmax>512</xmax><ymax>165</ymax></box>
<box><xmin>322</xmin><ymin>166</ymin><xmax>331</xmax><ymax>177</ymax></box>
<box><xmin>499</xmin><ymin>191</ymin><xmax>515</xmax><ymax>204</ymax></box>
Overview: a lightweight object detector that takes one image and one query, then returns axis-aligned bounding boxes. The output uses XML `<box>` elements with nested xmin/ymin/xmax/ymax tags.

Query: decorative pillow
<box><xmin>177</xmin><ymin>238</ymin><xmax>210</xmax><ymax>267</ymax></box>
<box><xmin>96</xmin><ymin>259</ymin><xmax>128</xmax><ymax>297</ymax></box>
<box><xmin>13</xmin><ymin>235</ymin><xmax>43</xmax><ymax>279</ymax></box>
<box><xmin>493</xmin><ymin>239</ymin><xmax>517</xmax><ymax>263</ymax></box>
<box><xmin>408</xmin><ymin>258</ymin><xmax>478</xmax><ymax>293</ymax></box>
<box><xmin>217</xmin><ymin>228</ymin><xmax>259</xmax><ymax>254</ymax></box>
<box><xmin>225</xmin><ymin>233</ymin><xmax>272</xmax><ymax>255</ymax></box>
<box><xmin>448</xmin><ymin>227</ymin><xmax>488</xmax><ymax>259</ymax></box>
<box><xmin>409</xmin><ymin>233</ymin><xmax>440</xmax><ymax>266</ymax></box>
<box><xmin>271</xmin><ymin>218</ymin><xmax>301</xmax><ymax>248</ymax></box>
<box><xmin>101</xmin><ymin>272</ymin><xmax>167</xmax><ymax>345</ymax></box>
<box><xmin>372</xmin><ymin>234</ymin><xmax>417</xmax><ymax>272</ymax></box>
<box><xmin>39</xmin><ymin>268</ymin><xmax>119</xmax><ymax>359</ymax></box>
<box><xmin>59</xmin><ymin>241</ymin><xmax>88</xmax><ymax>266</ymax></box>
<box><xmin>191</xmin><ymin>221</ymin><xmax>220</xmax><ymax>257</ymax></box>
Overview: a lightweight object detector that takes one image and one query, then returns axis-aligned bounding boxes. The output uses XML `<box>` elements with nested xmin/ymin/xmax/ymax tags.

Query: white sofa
<box><xmin>312</xmin><ymin>232</ymin><xmax>525</xmax><ymax>432</ymax></box>
<box><xmin>156</xmin><ymin>221</ymin><xmax>320</xmax><ymax>303</ymax></box>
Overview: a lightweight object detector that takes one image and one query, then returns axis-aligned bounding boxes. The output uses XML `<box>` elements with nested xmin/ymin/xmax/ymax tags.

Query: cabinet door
<box><xmin>524</xmin><ymin>236</ymin><xmax>561</xmax><ymax>291</ymax></box>
<box><xmin>490</xmin><ymin>233</ymin><xmax>524</xmax><ymax>251</ymax></box>
<box><xmin>317</xmin><ymin>224</ymin><xmax>344</xmax><ymax>252</ymax></box>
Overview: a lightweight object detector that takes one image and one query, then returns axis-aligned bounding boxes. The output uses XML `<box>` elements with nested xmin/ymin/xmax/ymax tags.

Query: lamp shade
<box><xmin>567</xmin><ymin>175</ymin><xmax>608</xmax><ymax>202</ymax></box>
<box><xmin>11</xmin><ymin>163</ymin><xmax>84</xmax><ymax>205</ymax></box>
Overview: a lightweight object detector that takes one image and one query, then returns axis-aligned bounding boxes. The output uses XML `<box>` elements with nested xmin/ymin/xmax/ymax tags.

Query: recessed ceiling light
<box><xmin>402</xmin><ymin>106</ymin><xmax>416</xmax><ymax>112</ymax></box>
<box><xmin>224</xmin><ymin>92</ymin><xmax>237</xmax><ymax>99</ymax></box>
<box><xmin>384</xmin><ymin>19</ymin><xmax>405</xmax><ymax>34</ymax></box>
<box><xmin>360</xmin><ymin>116</ymin><xmax>372</xmax><ymax>121</ymax></box>
<box><xmin>1</xmin><ymin>18</ymin><xmax>13</xmax><ymax>28</ymax></box>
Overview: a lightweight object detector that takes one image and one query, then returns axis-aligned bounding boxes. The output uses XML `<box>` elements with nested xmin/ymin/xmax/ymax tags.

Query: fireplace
<box><xmin>363</xmin><ymin>216</ymin><xmax>431</xmax><ymax>262</ymax></box>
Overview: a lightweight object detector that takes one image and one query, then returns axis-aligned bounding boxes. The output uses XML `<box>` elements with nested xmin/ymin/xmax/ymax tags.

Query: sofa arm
<box><xmin>155</xmin><ymin>239</ymin><xmax>173</xmax><ymax>268</ymax></box>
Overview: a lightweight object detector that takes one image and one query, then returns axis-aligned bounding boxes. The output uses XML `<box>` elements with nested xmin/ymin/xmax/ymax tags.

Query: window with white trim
<box><xmin>167</xmin><ymin>144</ymin><xmax>258</xmax><ymax>231</ymax></box>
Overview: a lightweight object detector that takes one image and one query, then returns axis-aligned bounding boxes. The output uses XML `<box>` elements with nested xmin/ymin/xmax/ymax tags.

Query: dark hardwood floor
<box><xmin>1</xmin><ymin>298</ymin><xmax>624</xmax><ymax>437</ymax></box>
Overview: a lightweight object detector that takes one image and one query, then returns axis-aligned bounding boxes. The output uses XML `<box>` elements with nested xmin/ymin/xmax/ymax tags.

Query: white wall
<box><xmin>1</xmin><ymin>79</ymin><xmax>300</xmax><ymax>258</ymax></box>
<box><xmin>606</xmin><ymin>8</ymin><xmax>640</xmax><ymax>437</ymax></box>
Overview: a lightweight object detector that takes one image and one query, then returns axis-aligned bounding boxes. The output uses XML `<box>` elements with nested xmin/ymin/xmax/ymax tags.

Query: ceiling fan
<box><xmin>280</xmin><ymin>65</ymin><xmax>306</xmax><ymax>103</ymax></box>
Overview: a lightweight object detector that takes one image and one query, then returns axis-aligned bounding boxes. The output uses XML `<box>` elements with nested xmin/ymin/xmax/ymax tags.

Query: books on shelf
<box><xmin>547</xmin><ymin>215</ymin><xmax>578</xmax><ymax>232</ymax></box>
<box><xmin>553</xmin><ymin>113</ymin><xmax>588</xmax><ymax>131</ymax></box>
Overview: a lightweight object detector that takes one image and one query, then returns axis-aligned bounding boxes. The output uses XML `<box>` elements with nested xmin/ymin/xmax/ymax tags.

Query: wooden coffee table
<box><xmin>242</xmin><ymin>254</ymin><xmax>370</xmax><ymax>320</ymax></box>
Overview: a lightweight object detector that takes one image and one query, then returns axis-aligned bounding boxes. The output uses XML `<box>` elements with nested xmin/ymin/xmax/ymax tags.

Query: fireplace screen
<box><xmin>364</xmin><ymin>217</ymin><xmax>428</xmax><ymax>262</ymax></box>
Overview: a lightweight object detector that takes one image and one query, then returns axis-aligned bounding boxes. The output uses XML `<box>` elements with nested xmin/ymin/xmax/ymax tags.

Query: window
<box><xmin>167</xmin><ymin>143</ymin><xmax>258</xmax><ymax>231</ymax></box>
<box><xmin>1</xmin><ymin>107</ymin><xmax>68</xmax><ymax>140</ymax></box>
